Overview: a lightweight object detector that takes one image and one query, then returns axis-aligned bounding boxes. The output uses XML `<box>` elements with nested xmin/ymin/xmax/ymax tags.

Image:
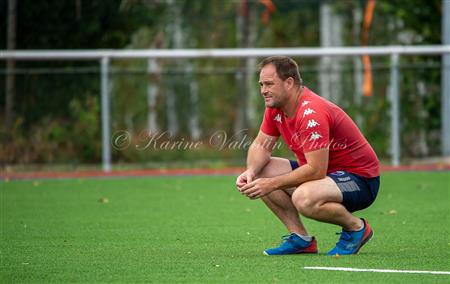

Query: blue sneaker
<box><xmin>263</xmin><ymin>233</ymin><xmax>318</xmax><ymax>255</ymax></box>
<box><xmin>327</xmin><ymin>218</ymin><xmax>373</xmax><ymax>256</ymax></box>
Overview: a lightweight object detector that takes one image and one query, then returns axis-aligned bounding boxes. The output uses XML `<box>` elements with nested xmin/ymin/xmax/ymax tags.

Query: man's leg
<box><xmin>257</xmin><ymin>158</ymin><xmax>317</xmax><ymax>256</ymax></box>
<box><xmin>257</xmin><ymin>157</ymin><xmax>309</xmax><ymax>235</ymax></box>
<box><xmin>291</xmin><ymin>177</ymin><xmax>374</xmax><ymax>255</ymax></box>
<box><xmin>291</xmin><ymin>177</ymin><xmax>363</xmax><ymax>231</ymax></box>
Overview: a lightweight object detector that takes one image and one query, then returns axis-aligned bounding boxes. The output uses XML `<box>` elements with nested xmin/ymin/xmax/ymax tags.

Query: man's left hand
<box><xmin>239</xmin><ymin>177</ymin><xmax>277</xmax><ymax>199</ymax></box>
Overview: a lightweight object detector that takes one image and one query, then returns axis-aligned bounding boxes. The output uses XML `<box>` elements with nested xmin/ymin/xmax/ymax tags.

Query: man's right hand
<box><xmin>236</xmin><ymin>169</ymin><xmax>256</xmax><ymax>190</ymax></box>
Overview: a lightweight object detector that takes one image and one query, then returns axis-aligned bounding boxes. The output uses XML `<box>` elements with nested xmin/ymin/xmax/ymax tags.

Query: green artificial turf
<box><xmin>1</xmin><ymin>172</ymin><xmax>449</xmax><ymax>283</ymax></box>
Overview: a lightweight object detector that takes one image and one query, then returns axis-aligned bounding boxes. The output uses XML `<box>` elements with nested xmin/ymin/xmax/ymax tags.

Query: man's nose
<box><xmin>261</xmin><ymin>86</ymin><xmax>268</xmax><ymax>95</ymax></box>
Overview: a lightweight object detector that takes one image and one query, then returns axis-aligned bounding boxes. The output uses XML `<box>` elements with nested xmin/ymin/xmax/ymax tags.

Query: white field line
<box><xmin>304</xmin><ymin>267</ymin><xmax>450</xmax><ymax>275</ymax></box>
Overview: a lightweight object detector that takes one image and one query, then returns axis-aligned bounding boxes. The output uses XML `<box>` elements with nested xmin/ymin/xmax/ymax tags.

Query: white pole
<box><xmin>101</xmin><ymin>57</ymin><xmax>112</xmax><ymax>172</ymax></box>
<box><xmin>390</xmin><ymin>53</ymin><xmax>400</xmax><ymax>166</ymax></box>
<box><xmin>1</xmin><ymin>46</ymin><xmax>449</xmax><ymax>60</ymax></box>
<box><xmin>442</xmin><ymin>0</ymin><xmax>450</xmax><ymax>156</ymax></box>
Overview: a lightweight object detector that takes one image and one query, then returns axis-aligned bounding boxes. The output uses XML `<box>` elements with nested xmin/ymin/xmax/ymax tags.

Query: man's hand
<box><xmin>239</xmin><ymin>177</ymin><xmax>277</xmax><ymax>200</ymax></box>
<box><xmin>236</xmin><ymin>169</ymin><xmax>256</xmax><ymax>190</ymax></box>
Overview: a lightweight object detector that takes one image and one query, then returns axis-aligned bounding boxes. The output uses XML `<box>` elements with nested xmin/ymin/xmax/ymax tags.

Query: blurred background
<box><xmin>0</xmin><ymin>0</ymin><xmax>448</xmax><ymax>172</ymax></box>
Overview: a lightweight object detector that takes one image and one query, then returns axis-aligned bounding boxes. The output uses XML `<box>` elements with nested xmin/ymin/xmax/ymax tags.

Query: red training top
<box><xmin>260</xmin><ymin>87</ymin><xmax>380</xmax><ymax>178</ymax></box>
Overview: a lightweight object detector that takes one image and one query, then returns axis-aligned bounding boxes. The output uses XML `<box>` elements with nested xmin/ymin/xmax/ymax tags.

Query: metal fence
<box><xmin>1</xmin><ymin>45</ymin><xmax>450</xmax><ymax>171</ymax></box>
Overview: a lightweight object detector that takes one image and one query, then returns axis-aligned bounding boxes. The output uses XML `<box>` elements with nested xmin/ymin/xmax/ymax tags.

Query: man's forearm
<box><xmin>271</xmin><ymin>164</ymin><xmax>324</xmax><ymax>190</ymax></box>
<box><xmin>246</xmin><ymin>143</ymin><xmax>271</xmax><ymax>176</ymax></box>
<box><xmin>269</xmin><ymin>148</ymin><xmax>328</xmax><ymax>191</ymax></box>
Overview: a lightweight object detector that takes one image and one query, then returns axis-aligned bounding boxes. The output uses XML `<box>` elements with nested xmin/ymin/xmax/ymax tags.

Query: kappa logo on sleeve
<box><xmin>302</xmin><ymin>108</ymin><xmax>316</xmax><ymax>118</ymax></box>
<box><xmin>306</xmin><ymin>119</ymin><xmax>320</xmax><ymax>129</ymax></box>
<box><xmin>274</xmin><ymin>114</ymin><xmax>282</xmax><ymax>123</ymax></box>
<box><xmin>301</xmin><ymin>100</ymin><xmax>311</xmax><ymax>107</ymax></box>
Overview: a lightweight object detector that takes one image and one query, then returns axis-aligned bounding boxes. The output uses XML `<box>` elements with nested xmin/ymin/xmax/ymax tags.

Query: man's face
<box><xmin>259</xmin><ymin>64</ymin><xmax>287</xmax><ymax>108</ymax></box>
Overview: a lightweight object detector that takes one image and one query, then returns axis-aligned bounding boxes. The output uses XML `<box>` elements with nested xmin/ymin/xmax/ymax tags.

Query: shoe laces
<box><xmin>281</xmin><ymin>234</ymin><xmax>296</xmax><ymax>243</ymax></box>
<box><xmin>282</xmin><ymin>234</ymin><xmax>293</xmax><ymax>240</ymax></box>
<box><xmin>335</xmin><ymin>231</ymin><xmax>352</xmax><ymax>248</ymax></box>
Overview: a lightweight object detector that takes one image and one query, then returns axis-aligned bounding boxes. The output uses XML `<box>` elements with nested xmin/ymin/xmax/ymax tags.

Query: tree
<box><xmin>4</xmin><ymin>0</ymin><xmax>17</xmax><ymax>129</ymax></box>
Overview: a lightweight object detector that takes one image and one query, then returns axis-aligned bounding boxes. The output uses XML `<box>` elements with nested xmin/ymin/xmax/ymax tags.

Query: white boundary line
<box><xmin>304</xmin><ymin>267</ymin><xmax>450</xmax><ymax>275</ymax></box>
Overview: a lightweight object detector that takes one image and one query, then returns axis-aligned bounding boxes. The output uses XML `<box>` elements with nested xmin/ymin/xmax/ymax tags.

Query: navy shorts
<box><xmin>290</xmin><ymin>160</ymin><xmax>380</xmax><ymax>213</ymax></box>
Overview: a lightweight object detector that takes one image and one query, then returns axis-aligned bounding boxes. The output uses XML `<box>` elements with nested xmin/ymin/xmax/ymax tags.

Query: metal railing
<box><xmin>2</xmin><ymin>45</ymin><xmax>450</xmax><ymax>171</ymax></box>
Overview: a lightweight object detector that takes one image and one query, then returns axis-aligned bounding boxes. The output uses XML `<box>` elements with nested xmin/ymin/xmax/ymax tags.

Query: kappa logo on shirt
<box><xmin>274</xmin><ymin>114</ymin><xmax>282</xmax><ymax>123</ymax></box>
<box><xmin>301</xmin><ymin>100</ymin><xmax>311</xmax><ymax>107</ymax></box>
<box><xmin>309</xmin><ymin>131</ymin><xmax>322</xmax><ymax>141</ymax></box>
<box><xmin>303</xmin><ymin>108</ymin><xmax>316</xmax><ymax>118</ymax></box>
<box><xmin>306</xmin><ymin>119</ymin><xmax>320</xmax><ymax>129</ymax></box>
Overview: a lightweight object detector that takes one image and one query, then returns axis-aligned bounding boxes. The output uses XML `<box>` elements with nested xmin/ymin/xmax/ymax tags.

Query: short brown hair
<box><xmin>258</xmin><ymin>56</ymin><xmax>303</xmax><ymax>86</ymax></box>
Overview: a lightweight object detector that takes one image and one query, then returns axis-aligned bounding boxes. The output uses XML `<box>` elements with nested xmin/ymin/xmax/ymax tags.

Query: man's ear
<box><xmin>284</xmin><ymin>77</ymin><xmax>294</xmax><ymax>90</ymax></box>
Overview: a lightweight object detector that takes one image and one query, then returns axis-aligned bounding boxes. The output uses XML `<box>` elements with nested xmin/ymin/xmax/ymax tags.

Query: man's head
<box><xmin>258</xmin><ymin>56</ymin><xmax>303</xmax><ymax>108</ymax></box>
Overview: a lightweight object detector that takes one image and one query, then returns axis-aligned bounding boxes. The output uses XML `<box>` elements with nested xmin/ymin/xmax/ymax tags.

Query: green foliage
<box><xmin>259</xmin><ymin>0</ymin><xmax>320</xmax><ymax>47</ymax></box>
<box><xmin>69</xmin><ymin>95</ymin><xmax>101</xmax><ymax>162</ymax></box>
<box><xmin>0</xmin><ymin>116</ymin><xmax>69</xmax><ymax>164</ymax></box>
<box><xmin>0</xmin><ymin>0</ymin><xmax>160</xmax><ymax>49</ymax></box>
<box><xmin>0</xmin><ymin>0</ymin><xmax>446</xmax><ymax>165</ymax></box>
<box><xmin>1</xmin><ymin>96</ymin><xmax>100</xmax><ymax>164</ymax></box>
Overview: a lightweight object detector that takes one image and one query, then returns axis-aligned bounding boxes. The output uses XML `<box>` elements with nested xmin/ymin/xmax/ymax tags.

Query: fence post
<box><xmin>101</xmin><ymin>57</ymin><xmax>112</xmax><ymax>172</ymax></box>
<box><xmin>389</xmin><ymin>53</ymin><xmax>400</xmax><ymax>166</ymax></box>
<box><xmin>442</xmin><ymin>0</ymin><xmax>450</xmax><ymax>156</ymax></box>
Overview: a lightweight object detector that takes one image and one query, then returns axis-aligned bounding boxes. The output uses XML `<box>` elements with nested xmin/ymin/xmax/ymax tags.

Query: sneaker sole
<box><xmin>263</xmin><ymin>250</ymin><xmax>318</xmax><ymax>256</ymax></box>
<box><xmin>355</xmin><ymin>229</ymin><xmax>373</xmax><ymax>254</ymax></box>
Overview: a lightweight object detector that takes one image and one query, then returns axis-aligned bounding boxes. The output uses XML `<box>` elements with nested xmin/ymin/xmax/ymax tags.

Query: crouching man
<box><xmin>236</xmin><ymin>56</ymin><xmax>380</xmax><ymax>256</ymax></box>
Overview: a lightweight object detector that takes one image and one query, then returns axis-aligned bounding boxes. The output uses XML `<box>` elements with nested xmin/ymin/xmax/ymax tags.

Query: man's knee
<box><xmin>291</xmin><ymin>186</ymin><xmax>319</xmax><ymax>217</ymax></box>
<box><xmin>257</xmin><ymin>157</ymin><xmax>292</xmax><ymax>179</ymax></box>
